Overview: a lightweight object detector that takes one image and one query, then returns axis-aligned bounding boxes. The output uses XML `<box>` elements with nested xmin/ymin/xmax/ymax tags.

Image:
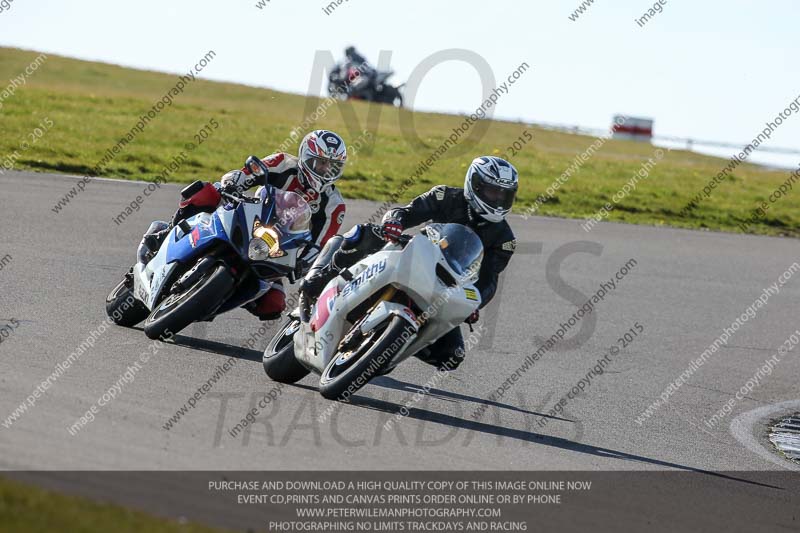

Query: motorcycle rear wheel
<box><xmin>143</xmin><ymin>264</ymin><xmax>234</xmax><ymax>340</ymax></box>
<box><xmin>318</xmin><ymin>316</ymin><xmax>411</xmax><ymax>400</ymax></box>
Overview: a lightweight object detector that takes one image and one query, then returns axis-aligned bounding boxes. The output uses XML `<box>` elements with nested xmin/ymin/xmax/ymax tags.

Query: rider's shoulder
<box><xmin>325</xmin><ymin>184</ymin><xmax>345</xmax><ymax>202</ymax></box>
<box><xmin>263</xmin><ymin>152</ymin><xmax>299</xmax><ymax>170</ymax></box>
<box><xmin>425</xmin><ymin>184</ymin><xmax>460</xmax><ymax>200</ymax></box>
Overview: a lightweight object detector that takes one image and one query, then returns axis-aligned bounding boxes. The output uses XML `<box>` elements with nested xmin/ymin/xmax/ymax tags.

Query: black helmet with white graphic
<box><xmin>464</xmin><ymin>156</ymin><xmax>518</xmax><ymax>223</ymax></box>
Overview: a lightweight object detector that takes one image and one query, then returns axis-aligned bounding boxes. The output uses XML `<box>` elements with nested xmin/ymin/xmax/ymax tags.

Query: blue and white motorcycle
<box><xmin>105</xmin><ymin>159</ymin><xmax>312</xmax><ymax>339</ymax></box>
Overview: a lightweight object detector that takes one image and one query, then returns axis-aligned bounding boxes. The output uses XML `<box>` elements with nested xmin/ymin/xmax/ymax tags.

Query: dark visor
<box><xmin>472</xmin><ymin>173</ymin><xmax>517</xmax><ymax>210</ymax></box>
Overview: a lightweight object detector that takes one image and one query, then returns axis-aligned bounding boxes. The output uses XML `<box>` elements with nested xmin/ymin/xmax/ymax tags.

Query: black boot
<box><xmin>414</xmin><ymin>328</ymin><xmax>466</xmax><ymax>371</ymax></box>
<box><xmin>415</xmin><ymin>347</ymin><xmax>465</xmax><ymax>372</ymax></box>
<box><xmin>298</xmin><ymin>236</ymin><xmax>345</xmax><ymax>321</ymax></box>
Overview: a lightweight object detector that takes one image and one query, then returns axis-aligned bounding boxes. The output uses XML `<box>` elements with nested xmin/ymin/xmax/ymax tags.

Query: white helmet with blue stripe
<box><xmin>464</xmin><ymin>156</ymin><xmax>518</xmax><ymax>223</ymax></box>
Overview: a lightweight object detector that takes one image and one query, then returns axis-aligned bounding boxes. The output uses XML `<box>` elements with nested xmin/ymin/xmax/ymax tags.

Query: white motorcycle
<box><xmin>263</xmin><ymin>223</ymin><xmax>483</xmax><ymax>400</ymax></box>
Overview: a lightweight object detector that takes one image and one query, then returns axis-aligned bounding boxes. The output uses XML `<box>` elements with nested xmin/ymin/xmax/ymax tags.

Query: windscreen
<box><xmin>425</xmin><ymin>223</ymin><xmax>484</xmax><ymax>284</ymax></box>
<box><xmin>273</xmin><ymin>189</ymin><xmax>312</xmax><ymax>233</ymax></box>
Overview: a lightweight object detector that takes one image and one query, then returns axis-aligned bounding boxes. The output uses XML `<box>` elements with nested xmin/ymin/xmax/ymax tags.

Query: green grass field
<box><xmin>1</xmin><ymin>47</ymin><xmax>797</xmax><ymax>236</ymax></box>
<box><xmin>0</xmin><ymin>476</ymin><xmax>229</xmax><ymax>533</ymax></box>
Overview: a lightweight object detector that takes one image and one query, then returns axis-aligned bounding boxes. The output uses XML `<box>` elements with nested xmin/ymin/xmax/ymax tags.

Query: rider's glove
<box><xmin>220</xmin><ymin>170</ymin><xmax>248</xmax><ymax>193</ymax></box>
<box><xmin>381</xmin><ymin>219</ymin><xmax>403</xmax><ymax>242</ymax></box>
<box><xmin>465</xmin><ymin>310</ymin><xmax>480</xmax><ymax>324</ymax></box>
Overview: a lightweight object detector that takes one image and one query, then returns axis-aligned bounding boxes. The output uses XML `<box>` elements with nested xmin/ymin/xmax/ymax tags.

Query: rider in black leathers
<box><xmin>300</xmin><ymin>156</ymin><xmax>519</xmax><ymax>370</ymax></box>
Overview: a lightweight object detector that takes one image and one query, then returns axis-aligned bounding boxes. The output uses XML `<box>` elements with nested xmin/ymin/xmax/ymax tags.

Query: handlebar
<box><xmin>390</xmin><ymin>234</ymin><xmax>413</xmax><ymax>247</ymax></box>
<box><xmin>220</xmin><ymin>188</ymin><xmax>261</xmax><ymax>204</ymax></box>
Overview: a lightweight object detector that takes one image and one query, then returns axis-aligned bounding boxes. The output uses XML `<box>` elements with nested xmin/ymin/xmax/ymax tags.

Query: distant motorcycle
<box><xmin>263</xmin><ymin>223</ymin><xmax>482</xmax><ymax>399</ymax></box>
<box><xmin>328</xmin><ymin>62</ymin><xmax>404</xmax><ymax>107</ymax></box>
<box><xmin>105</xmin><ymin>157</ymin><xmax>312</xmax><ymax>339</ymax></box>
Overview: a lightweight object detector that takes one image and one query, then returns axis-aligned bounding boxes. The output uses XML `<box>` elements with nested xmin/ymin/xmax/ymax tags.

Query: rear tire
<box><xmin>105</xmin><ymin>274</ymin><xmax>149</xmax><ymax>327</ymax></box>
<box><xmin>143</xmin><ymin>264</ymin><xmax>234</xmax><ymax>340</ymax></box>
<box><xmin>380</xmin><ymin>85</ymin><xmax>403</xmax><ymax>107</ymax></box>
<box><xmin>263</xmin><ymin>317</ymin><xmax>310</xmax><ymax>383</ymax></box>
<box><xmin>318</xmin><ymin>316</ymin><xmax>412</xmax><ymax>400</ymax></box>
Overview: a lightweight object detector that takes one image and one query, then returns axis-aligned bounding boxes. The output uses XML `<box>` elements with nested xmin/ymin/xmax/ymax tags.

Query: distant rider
<box><xmin>344</xmin><ymin>46</ymin><xmax>375</xmax><ymax>79</ymax></box>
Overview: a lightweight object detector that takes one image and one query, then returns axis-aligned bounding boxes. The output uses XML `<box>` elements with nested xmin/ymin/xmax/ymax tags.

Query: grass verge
<box><xmin>0</xmin><ymin>476</ymin><xmax>229</xmax><ymax>533</ymax></box>
<box><xmin>0</xmin><ymin>47</ymin><xmax>797</xmax><ymax>236</ymax></box>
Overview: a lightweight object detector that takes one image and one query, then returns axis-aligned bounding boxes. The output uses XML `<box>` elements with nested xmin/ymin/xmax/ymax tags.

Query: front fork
<box><xmin>337</xmin><ymin>286</ymin><xmax>398</xmax><ymax>352</ymax></box>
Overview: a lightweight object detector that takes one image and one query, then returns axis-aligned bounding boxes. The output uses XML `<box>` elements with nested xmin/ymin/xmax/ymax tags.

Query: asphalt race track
<box><xmin>1</xmin><ymin>171</ymin><xmax>799</xmax><ymax>528</ymax></box>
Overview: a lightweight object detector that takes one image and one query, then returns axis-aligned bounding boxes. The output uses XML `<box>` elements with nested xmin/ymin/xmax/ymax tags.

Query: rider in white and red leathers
<box><xmin>141</xmin><ymin>130</ymin><xmax>348</xmax><ymax>320</ymax></box>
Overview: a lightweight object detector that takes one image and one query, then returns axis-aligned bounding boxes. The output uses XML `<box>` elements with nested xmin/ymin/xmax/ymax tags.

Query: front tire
<box><xmin>318</xmin><ymin>316</ymin><xmax>412</xmax><ymax>400</ymax></box>
<box><xmin>106</xmin><ymin>273</ymin><xmax>149</xmax><ymax>327</ymax></box>
<box><xmin>143</xmin><ymin>264</ymin><xmax>234</xmax><ymax>340</ymax></box>
<box><xmin>263</xmin><ymin>317</ymin><xmax>309</xmax><ymax>383</ymax></box>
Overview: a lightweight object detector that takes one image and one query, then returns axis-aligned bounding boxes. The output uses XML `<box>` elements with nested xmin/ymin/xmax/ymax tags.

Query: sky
<box><xmin>1</xmin><ymin>0</ymin><xmax>799</xmax><ymax>168</ymax></box>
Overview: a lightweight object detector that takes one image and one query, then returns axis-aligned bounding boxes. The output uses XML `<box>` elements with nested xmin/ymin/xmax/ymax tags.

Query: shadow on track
<box><xmin>161</xmin><ymin>330</ymin><xmax>778</xmax><ymax>490</ymax></box>
<box><xmin>371</xmin><ymin>376</ymin><xmax>571</xmax><ymax>422</ymax></box>
<box><xmin>167</xmin><ymin>334</ymin><xmax>263</xmax><ymax>362</ymax></box>
<box><xmin>289</xmin><ymin>382</ymin><xmax>779</xmax><ymax>490</ymax></box>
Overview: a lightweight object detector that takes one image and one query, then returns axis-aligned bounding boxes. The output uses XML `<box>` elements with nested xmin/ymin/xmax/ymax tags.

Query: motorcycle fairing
<box><xmin>294</xmin><ymin>234</ymin><xmax>480</xmax><ymax>374</ymax></box>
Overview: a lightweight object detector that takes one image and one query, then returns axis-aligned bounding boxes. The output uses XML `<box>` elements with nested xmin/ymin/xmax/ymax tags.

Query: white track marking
<box><xmin>730</xmin><ymin>399</ymin><xmax>800</xmax><ymax>471</ymax></box>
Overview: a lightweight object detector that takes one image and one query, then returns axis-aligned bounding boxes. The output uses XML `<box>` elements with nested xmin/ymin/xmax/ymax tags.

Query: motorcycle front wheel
<box><xmin>105</xmin><ymin>271</ymin><xmax>150</xmax><ymax>327</ymax></box>
<box><xmin>263</xmin><ymin>316</ymin><xmax>309</xmax><ymax>383</ymax></box>
<box><xmin>143</xmin><ymin>264</ymin><xmax>234</xmax><ymax>340</ymax></box>
<box><xmin>318</xmin><ymin>316</ymin><xmax>411</xmax><ymax>400</ymax></box>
